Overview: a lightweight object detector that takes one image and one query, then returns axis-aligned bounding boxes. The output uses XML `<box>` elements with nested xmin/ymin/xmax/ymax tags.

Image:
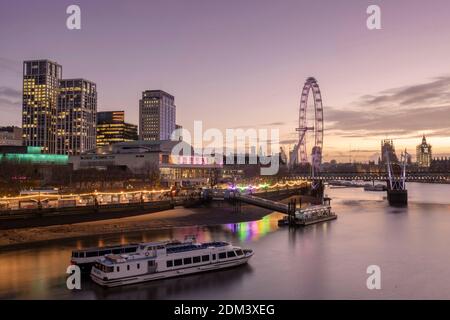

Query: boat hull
<box><xmin>91</xmin><ymin>254</ymin><xmax>253</xmax><ymax>288</ymax></box>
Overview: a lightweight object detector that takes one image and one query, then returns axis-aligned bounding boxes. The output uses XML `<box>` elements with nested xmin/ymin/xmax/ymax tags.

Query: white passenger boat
<box><xmin>71</xmin><ymin>243</ymin><xmax>142</xmax><ymax>272</ymax></box>
<box><xmin>90</xmin><ymin>239</ymin><xmax>254</xmax><ymax>287</ymax></box>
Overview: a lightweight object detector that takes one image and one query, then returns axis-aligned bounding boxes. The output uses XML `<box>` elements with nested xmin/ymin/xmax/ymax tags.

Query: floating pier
<box><xmin>278</xmin><ymin>197</ymin><xmax>337</xmax><ymax>227</ymax></box>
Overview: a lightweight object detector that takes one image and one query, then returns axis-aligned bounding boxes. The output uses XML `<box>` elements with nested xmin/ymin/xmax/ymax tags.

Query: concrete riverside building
<box><xmin>69</xmin><ymin>140</ymin><xmax>222</xmax><ymax>186</ymax></box>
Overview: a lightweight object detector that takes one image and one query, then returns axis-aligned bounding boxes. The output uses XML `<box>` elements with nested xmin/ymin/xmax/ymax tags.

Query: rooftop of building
<box><xmin>0</xmin><ymin>126</ymin><xmax>22</xmax><ymax>132</ymax></box>
<box><xmin>82</xmin><ymin>140</ymin><xmax>193</xmax><ymax>155</ymax></box>
<box><xmin>23</xmin><ymin>59</ymin><xmax>62</xmax><ymax>68</ymax></box>
<box><xmin>60</xmin><ymin>78</ymin><xmax>96</xmax><ymax>83</ymax></box>
<box><xmin>141</xmin><ymin>90</ymin><xmax>175</xmax><ymax>100</ymax></box>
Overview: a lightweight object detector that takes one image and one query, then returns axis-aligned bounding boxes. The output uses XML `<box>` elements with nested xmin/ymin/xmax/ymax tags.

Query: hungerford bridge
<box><xmin>288</xmin><ymin>173</ymin><xmax>450</xmax><ymax>183</ymax></box>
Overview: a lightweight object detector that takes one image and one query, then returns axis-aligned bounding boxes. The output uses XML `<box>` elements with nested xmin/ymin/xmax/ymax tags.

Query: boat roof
<box><xmin>72</xmin><ymin>240</ymin><xmax>171</xmax><ymax>253</ymax></box>
<box><xmin>98</xmin><ymin>241</ymin><xmax>232</xmax><ymax>265</ymax></box>
<box><xmin>72</xmin><ymin>243</ymin><xmax>140</xmax><ymax>253</ymax></box>
<box><xmin>166</xmin><ymin>241</ymin><xmax>229</xmax><ymax>254</ymax></box>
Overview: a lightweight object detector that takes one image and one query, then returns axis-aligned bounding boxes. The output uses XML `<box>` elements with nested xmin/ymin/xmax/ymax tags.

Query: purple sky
<box><xmin>1</xmin><ymin>0</ymin><xmax>450</xmax><ymax>161</ymax></box>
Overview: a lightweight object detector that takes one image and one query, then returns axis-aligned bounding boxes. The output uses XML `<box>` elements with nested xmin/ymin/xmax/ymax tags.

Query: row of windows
<box><xmin>72</xmin><ymin>246</ymin><xmax>137</xmax><ymax>258</ymax></box>
<box><xmin>166</xmin><ymin>250</ymin><xmax>244</xmax><ymax>268</ymax></box>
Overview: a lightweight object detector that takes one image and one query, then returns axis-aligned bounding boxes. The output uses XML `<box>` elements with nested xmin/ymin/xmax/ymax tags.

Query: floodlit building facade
<box><xmin>22</xmin><ymin>60</ymin><xmax>62</xmax><ymax>154</ymax></box>
<box><xmin>416</xmin><ymin>135</ymin><xmax>432</xmax><ymax>168</ymax></box>
<box><xmin>57</xmin><ymin>79</ymin><xmax>97</xmax><ymax>155</ymax></box>
<box><xmin>96</xmin><ymin>111</ymin><xmax>138</xmax><ymax>147</ymax></box>
<box><xmin>380</xmin><ymin>139</ymin><xmax>398</xmax><ymax>164</ymax></box>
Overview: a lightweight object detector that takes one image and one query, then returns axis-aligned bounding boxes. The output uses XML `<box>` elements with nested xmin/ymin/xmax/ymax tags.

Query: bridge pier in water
<box><xmin>386</xmin><ymin>187</ymin><xmax>408</xmax><ymax>207</ymax></box>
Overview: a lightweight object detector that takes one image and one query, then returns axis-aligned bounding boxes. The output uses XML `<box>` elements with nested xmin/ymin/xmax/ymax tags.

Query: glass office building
<box><xmin>96</xmin><ymin>111</ymin><xmax>138</xmax><ymax>147</ymax></box>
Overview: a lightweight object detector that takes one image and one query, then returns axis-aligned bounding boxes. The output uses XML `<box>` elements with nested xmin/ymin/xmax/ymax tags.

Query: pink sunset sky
<box><xmin>1</xmin><ymin>0</ymin><xmax>450</xmax><ymax>161</ymax></box>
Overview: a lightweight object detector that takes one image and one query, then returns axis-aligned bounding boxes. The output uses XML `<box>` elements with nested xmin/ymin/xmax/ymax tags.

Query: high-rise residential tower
<box><xmin>22</xmin><ymin>60</ymin><xmax>62</xmax><ymax>154</ymax></box>
<box><xmin>139</xmin><ymin>90</ymin><xmax>176</xmax><ymax>141</ymax></box>
<box><xmin>96</xmin><ymin>111</ymin><xmax>138</xmax><ymax>147</ymax></box>
<box><xmin>57</xmin><ymin>79</ymin><xmax>97</xmax><ymax>155</ymax></box>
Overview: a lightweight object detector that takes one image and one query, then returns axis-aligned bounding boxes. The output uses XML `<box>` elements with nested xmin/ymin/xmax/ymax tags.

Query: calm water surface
<box><xmin>1</xmin><ymin>182</ymin><xmax>450</xmax><ymax>299</ymax></box>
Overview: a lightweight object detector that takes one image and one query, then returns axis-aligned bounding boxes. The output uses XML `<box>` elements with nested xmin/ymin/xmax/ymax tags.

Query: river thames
<box><xmin>1</xmin><ymin>182</ymin><xmax>450</xmax><ymax>299</ymax></box>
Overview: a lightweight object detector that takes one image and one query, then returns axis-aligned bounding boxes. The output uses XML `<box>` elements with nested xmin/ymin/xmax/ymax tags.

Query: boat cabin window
<box><xmin>202</xmin><ymin>255</ymin><xmax>209</xmax><ymax>262</ymax></box>
<box><xmin>127</xmin><ymin>265</ymin><xmax>130</xmax><ymax>271</ymax></box>
<box><xmin>112</xmin><ymin>248</ymin><xmax>122</xmax><ymax>254</ymax></box>
<box><xmin>193</xmin><ymin>256</ymin><xmax>201</xmax><ymax>263</ymax></box>
<box><xmin>227</xmin><ymin>251</ymin><xmax>236</xmax><ymax>258</ymax></box>
<box><xmin>116</xmin><ymin>267</ymin><xmax>120</xmax><ymax>272</ymax></box>
<box><xmin>137</xmin><ymin>264</ymin><xmax>140</xmax><ymax>269</ymax></box>
<box><xmin>212</xmin><ymin>254</ymin><xmax>216</xmax><ymax>260</ymax></box>
<box><xmin>86</xmin><ymin>251</ymin><xmax>98</xmax><ymax>258</ymax></box>
<box><xmin>148</xmin><ymin>260</ymin><xmax>155</xmax><ymax>267</ymax></box>
<box><xmin>157</xmin><ymin>245</ymin><xmax>165</xmax><ymax>250</ymax></box>
<box><xmin>124</xmin><ymin>247</ymin><xmax>136</xmax><ymax>253</ymax></box>
<box><xmin>174</xmin><ymin>259</ymin><xmax>182</xmax><ymax>266</ymax></box>
<box><xmin>95</xmin><ymin>263</ymin><xmax>113</xmax><ymax>273</ymax></box>
<box><xmin>79</xmin><ymin>252</ymin><xmax>85</xmax><ymax>258</ymax></box>
<box><xmin>167</xmin><ymin>261</ymin><xmax>173</xmax><ymax>268</ymax></box>
<box><xmin>218</xmin><ymin>252</ymin><xmax>226</xmax><ymax>259</ymax></box>
<box><xmin>99</xmin><ymin>250</ymin><xmax>111</xmax><ymax>256</ymax></box>
<box><xmin>72</xmin><ymin>252</ymin><xmax>79</xmax><ymax>258</ymax></box>
<box><xmin>183</xmin><ymin>257</ymin><xmax>192</xmax><ymax>265</ymax></box>
<box><xmin>236</xmin><ymin>250</ymin><xmax>243</xmax><ymax>256</ymax></box>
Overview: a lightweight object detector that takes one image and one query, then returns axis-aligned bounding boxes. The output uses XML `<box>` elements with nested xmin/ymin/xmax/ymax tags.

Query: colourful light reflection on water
<box><xmin>224</xmin><ymin>215</ymin><xmax>279</xmax><ymax>242</ymax></box>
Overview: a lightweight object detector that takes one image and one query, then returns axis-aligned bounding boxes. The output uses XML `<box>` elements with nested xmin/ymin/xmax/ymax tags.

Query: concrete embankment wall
<box><xmin>0</xmin><ymin>201</ymin><xmax>173</xmax><ymax>230</ymax></box>
<box><xmin>0</xmin><ymin>187</ymin><xmax>319</xmax><ymax>230</ymax></box>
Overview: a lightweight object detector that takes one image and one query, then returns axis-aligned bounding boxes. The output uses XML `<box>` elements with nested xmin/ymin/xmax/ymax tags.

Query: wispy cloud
<box><xmin>231</xmin><ymin>120</ymin><xmax>289</xmax><ymax>129</ymax></box>
<box><xmin>0</xmin><ymin>86</ymin><xmax>22</xmax><ymax>109</ymax></box>
<box><xmin>326</xmin><ymin>76</ymin><xmax>450</xmax><ymax>139</ymax></box>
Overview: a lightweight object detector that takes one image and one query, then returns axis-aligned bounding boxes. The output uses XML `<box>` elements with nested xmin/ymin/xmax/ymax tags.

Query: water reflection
<box><xmin>2</xmin><ymin>183</ymin><xmax>450</xmax><ymax>299</ymax></box>
<box><xmin>0</xmin><ymin>217</ymin><xmax>279</xmax><ymax>300</ymax></box>
<box><xmin>224</xmin><ymin>215</ymin><xmax>280</xmax><ymax>242</ymax></box>
<box><xmin>84</xmin><ymin>264</ymin><xmax>254</xmax><ymax>300</ymax></box>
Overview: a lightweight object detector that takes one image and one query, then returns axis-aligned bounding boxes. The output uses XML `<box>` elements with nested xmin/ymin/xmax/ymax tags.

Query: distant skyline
<box><xmin>1</xmin><ymin>0</ymin><xmax>450</xmax><ymax>161</ymax></box>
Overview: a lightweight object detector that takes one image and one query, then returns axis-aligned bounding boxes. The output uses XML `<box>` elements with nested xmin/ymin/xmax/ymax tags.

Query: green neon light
<box><xmin>0</xmin><ymin>153</ymin><xmax>68</xmax><ymax>165</ymax></box>
<box><xmin>27</xmin><ymin>146</ymin><xmax>42</xmax><ymax>154</ymax></box>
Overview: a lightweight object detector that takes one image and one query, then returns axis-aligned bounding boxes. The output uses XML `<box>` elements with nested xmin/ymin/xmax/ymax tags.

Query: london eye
<box><xmin>290</xmin><ymin>77</ymin><xmax>324</xmax><ymax>176</ymax></box>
